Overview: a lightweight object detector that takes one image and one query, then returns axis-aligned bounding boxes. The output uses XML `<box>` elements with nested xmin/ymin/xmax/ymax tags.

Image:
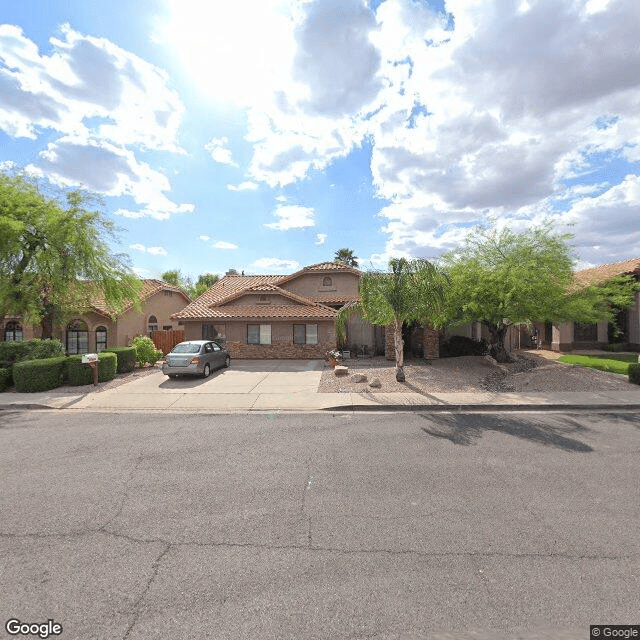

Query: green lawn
<box><xmin>558</xmin><ymin>354</ymin><xmax>638</xmax><ymax>375</ymax></box>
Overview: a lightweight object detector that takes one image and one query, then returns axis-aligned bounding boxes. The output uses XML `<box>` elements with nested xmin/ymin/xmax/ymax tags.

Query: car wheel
<box><xmin>224</xmin><ymin>355</ymin><xmax>230</xmax><ymax>368</ymax></box>
<box><xmin>202</xmin><ymin>363</ymin><xmax>210</xmax><ymax>378</ymax></box>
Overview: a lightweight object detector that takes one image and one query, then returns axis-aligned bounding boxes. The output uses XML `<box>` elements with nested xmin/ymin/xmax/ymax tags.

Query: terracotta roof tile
<box><xmin>308</xmin><ymin>294</ymin><xmax>360</xmax><ymax>303</ymax></box>
<box><xmin>574</xmin><ymin>258</ymin><xmax>640</xmax><ymax>287</ymax></box>
<box><xmin>198</xmin><ymin>305</ymin><xmax>337</xmax><ymax>320</ymax></box>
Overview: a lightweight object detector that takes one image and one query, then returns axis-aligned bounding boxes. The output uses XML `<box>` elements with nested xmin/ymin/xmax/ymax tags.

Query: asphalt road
<box><xmin>1</xmin><ymin>409</ymin><xmax>639</xmax><ymax>640</ymax></box>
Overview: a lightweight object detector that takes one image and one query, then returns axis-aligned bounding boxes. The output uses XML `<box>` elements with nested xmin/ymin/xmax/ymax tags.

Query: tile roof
<box><xmin>308</xmin><ymin>294</ymin><xmax>360</xmax><ymax>303</ymax></box>
<box><xmin>302</xmin><ymin>261</ymin><xmax>362</xmax><ymax>273</ymax></box>
<box><xmin>216</xmin><ymin>283</ymin><xmax>317</xmax><ymax>308</ymax></box>
<box><xmin>90</xmin><ymin>279</ymin><xmax>190</xmax><ymax>316</ymax></box>
<box><xmin>197</xmin><ymin>305</ymin><xmax>337</xmax><ymax>320</ymax></box>
<box><xmin>574</xmin><ymin>258</ymin><xmax>640</xmax><ymax>287</ymax></box>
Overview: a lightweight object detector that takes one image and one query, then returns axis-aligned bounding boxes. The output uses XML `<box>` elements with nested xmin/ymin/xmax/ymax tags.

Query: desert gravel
<box><xmin>317</xmin><ymin>351</ymin><xmax>634</xmax><ymax>395</ymax></box>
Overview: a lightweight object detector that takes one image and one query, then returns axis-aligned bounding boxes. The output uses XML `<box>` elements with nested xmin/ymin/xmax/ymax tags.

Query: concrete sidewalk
<box><xmin>2</xmin><ymin>372</ymin><xmax>640</xmax><ymax>413</ymax></box>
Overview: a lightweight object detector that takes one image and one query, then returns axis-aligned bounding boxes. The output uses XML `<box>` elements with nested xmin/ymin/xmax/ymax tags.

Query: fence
<box><xmin>150</xmin><ymin>329</ymin><xmax>185</xmax><ymax>355</ymax></box>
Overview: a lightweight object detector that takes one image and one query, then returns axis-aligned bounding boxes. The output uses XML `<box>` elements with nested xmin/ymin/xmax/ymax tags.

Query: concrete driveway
<box><xmin>71</xmin><ymin>359</ymin><xmax>330</xmax><ymax>411</ymax></box>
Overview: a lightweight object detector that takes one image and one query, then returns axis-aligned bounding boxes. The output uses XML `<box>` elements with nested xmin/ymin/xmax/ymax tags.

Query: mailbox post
<box><xmin>81</xmin><ymin>353</ymin><xmax>100</xmax><ymax>386</ymax></box>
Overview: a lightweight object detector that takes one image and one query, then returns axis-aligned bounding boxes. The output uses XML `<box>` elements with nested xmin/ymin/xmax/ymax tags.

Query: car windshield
<box><xmin>171</xmin><ymin>343</ymin><xmax>201</xmax><ymax>354</ymax></box>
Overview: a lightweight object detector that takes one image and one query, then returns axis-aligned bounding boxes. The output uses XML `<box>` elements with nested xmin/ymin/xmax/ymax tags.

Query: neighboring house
<box><xmin>173</xmin><ymin>262</ymin><xmax>372</xmax><ymax>359</ymax></box>
<box><xmin>1</xmin><ymin>279</ymin><xmax>191</xmax><ymax>354</ymax></box>
<box><xmin>550</xmin><ymin>258</ymin><xmax>640</xmax><ymax>351</ymax></box>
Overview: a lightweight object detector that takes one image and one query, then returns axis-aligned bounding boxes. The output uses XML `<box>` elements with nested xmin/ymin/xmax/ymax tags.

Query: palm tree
<box><xmin>337</xmin><ymin>258</ymin><xmax>448</xmax><ymax>381</ymax></box>
<box><xmin>334</xmin><ymin>248</ymin><xmax>359</xmax><ymax>267</ymax></box>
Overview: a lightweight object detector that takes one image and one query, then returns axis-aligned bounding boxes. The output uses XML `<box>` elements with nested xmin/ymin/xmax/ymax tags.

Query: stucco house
<box><xmin>1</xmin><ymin>279</ymin><xmax>191</xmax><ymax>354</ymax></box>
<box><xmin>172</xmin><ymin>262</ymin><xmax>376</xmax><ymax>359</ymax></box>
<box><xmin>549</xmin><ymin>258</ymin><xmax>640</xmax><ymax>351</ymax></box>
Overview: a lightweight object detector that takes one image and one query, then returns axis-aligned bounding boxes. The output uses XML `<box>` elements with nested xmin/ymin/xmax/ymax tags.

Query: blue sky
<box><xmin>1</xmin><ymin>0</ymin><xmax>639</xmax><ymax>282</ymax></box>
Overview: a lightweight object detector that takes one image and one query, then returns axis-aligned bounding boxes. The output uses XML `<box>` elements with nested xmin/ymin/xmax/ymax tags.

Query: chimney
<box><xmin>225</xmin><ymin>268</ymin><xmax>239</xmax><ymax>276</ymax></box>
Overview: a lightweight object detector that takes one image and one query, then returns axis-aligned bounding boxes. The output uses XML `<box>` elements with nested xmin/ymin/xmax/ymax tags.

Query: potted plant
<box><xmin>326</xmin><ymin>349</ymin><xmax>341</xmax><ymax>368</ymax></box>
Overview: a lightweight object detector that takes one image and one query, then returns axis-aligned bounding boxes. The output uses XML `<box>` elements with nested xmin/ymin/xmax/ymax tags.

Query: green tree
<box><xmin>440</xmin><ymin>223</ymin><xmax>640</xmax><ymax>362</ymax></box>
<box><xmin>334</xmin><ymin>248</ymin><xmax>359</xmax><ymax>268</ymax></box>
<box><xmin>0</xmin><ymin>172</ymin><xmax>141</xmax><ymax>338</ymax></box>
<box><xmin>337</xmin><ymin>258</ymin><xmax>448</xmax><ymax>381</ymax></box>
<box><xmin>161</xmin><ymin>270</ymin><xmax>218</xmax><ymax>298</ymax></box>
<box><xmin>193</xmin><ymin>272</ymin><xmax>219</xmax><ymax>298</ymax></box>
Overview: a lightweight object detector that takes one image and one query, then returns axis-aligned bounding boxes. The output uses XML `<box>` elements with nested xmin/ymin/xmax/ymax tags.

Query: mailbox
<box><xmin>81</xmin><ymin>353</ymin><xmax>99</xmax><ymax>363</ymax></box>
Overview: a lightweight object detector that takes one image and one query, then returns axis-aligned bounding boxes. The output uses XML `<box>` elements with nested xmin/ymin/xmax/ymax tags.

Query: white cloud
<box><xmin>129</xmin><ymin>244</ymin><xmax>168</xmax><ymax>256</ymax></box>
<box><xmin>315</xmin><ymin>233</ymin><xmax>328</xmax><ymax>245</ymax></box>
<box><xmin>226</xmin><ymin>181</ymin><xmax>258</xmax><ymax>191</ymax></box>
<box><xmin>264</xmin><ymin>204</ymin><xmax>315</xmax><ymax>230</ymax></box>
<box><xmin>205</xmin><ymin>136</ymin><xmax>238</xmax><ymax>167</ymax></box>
<box><xmin>251</xmin><ymin>257</ymin><xmax>300</xmax><ymax>272</ymax></box>
<box><xmin>0</xmin><ymin>23</ymin><xmax>184</xmax><ymax>150</ymax></box>
<box><xmin>147</xmin><ymin>246</ymin><xmax>168</xmax><ymax>256</ymax></box>
<box><xmin>213</xmin><ymin>241</ymin><xmax>238</xmax><ymax>250</ymax></box>
<box><xmin>199</xmin><ymin>235</ymin><xmax>211</xmax><ymax>241</ymax></box>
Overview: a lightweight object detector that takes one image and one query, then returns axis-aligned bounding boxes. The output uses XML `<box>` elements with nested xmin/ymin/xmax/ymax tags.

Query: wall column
<box><xmin>423</xmin><ymin>326</ymin><xmax>439</xmax><ymax>360</ymax></box>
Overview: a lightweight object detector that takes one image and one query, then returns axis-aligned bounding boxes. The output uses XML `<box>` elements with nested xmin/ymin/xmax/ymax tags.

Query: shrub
<box><xmin>603</xmin><ymin>343</ymin><xmax>630</xmax><ymax>352</ymax></box>
<box><xmin>0</xmin><ymin>367</ymin><xmax>12</xmax><ymax>391</ymax></box>
<box><xmin>13</xmin><ymin>357</ymin><xmax>67</xmax><ymax>392</ymax></box>
<box><xmin>629</xmin><ymin>364</ymin><xmax>640</xmax><ymax>385</ymax></box>
<box><xmin>131</xmin><ymin>336</ymin><xmax>163</xmax><ymax>366</ymax></box>
<box><xmin>66</xmin><ymin>353</ymin><xmax>117</xmax><ymax>386</ymax></box>
<box><xmin>0</xmin><ymin>338</ymin><xmax>65</xmax><ymax>365</ymax></box>
<box><xmin>101</xmin><ymin>346</ymin><xmax>137</xmax><ymax>373</ymax></box>
<box><xmin>440</xmin><ymin>335</ymin><xmax>488</xmax><ymax>357</ymax></box>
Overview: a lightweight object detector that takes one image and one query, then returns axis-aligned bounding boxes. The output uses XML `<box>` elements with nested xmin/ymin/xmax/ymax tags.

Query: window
<box><xmin>322</xmin><ymin>276</ymin><xmax>332</xmax><ymax>286</ymax></box>
<box><xmin>248</xmin><ymin>324</ymin><xmax>271</xmax><ymax>345</ymax></box>
<box><xmin>148</xmin><ymin>315</ymin><xmax>158</xmax><ymax>334</ymax></box>
<box><xmin>163</xmin><ymin>325</ymin><xmax>172</xmax><ymax>331</ymax></box>
<box><xmin>202</xmin><ymin>324</ymin><xmax>218</xmax><ymax>340</ymax></box>
<box><xmin>294</xmin><ymin>324</ymin><xmax>318</xmax><ymax>345</ymax></box>
<box><xmin>4</xmin><ymin>321</ymin><xmax>23</xmax><ymax>342</ymax></box>
<box><xmin>204</xmin><ymin>343</ymin><xmax>213</xmax><ymax>353</ymax></box>
<box><xmin>258</xmin><ymin>295</ymin><xmax>269</xmax><ymax>303</ymax></box>
<box><xmin>96</xmin><ymin>326</ymin><xmax>107</xmax><ymax>352</ymax></box>
<box><xmin>212</xmin><ymin>343</ymin><xmax>221</xmax><ymax>351</ymax></box>
<box><xmin>67</xmin><ymin>320</ymin><xmax>89</xmax><ymax>354</ymax></box>
<box><xmin>163</xmin><ymin>290</ymin><xmax>173</xmax><ymax>297</ymax></box>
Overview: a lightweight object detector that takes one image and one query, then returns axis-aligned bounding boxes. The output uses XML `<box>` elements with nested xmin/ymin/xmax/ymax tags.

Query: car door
<box><xmin>202</xmin><ymin>342</ymin><xmax>215</xmax><ymax>369</ymax></box>
<box><xmin>211</xmin><ymin>342</ymin><xmax>223</xmax><ymax>368</ymax></box>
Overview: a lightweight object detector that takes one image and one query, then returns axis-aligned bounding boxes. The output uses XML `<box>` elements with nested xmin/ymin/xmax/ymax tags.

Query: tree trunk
<box><xmin>486</xmin><ymin>323</ymin><xmax>511</xmax><ymax>363</ymax></box>
<box><xmin>40</xmin><ymin>313</ymin><xmax>53</xmax><ymax>340</ymax></box>
<box><xmin>394</xmin><ymin>318</ymin><xmax>405</xmax><ymax>382</ymax></box>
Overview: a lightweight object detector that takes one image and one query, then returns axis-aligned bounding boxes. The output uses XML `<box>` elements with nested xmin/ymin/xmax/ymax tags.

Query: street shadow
<box><xmin>419</xmin><ymin>413</ymin><xmax>594</xmax><ymax>452</ymax></box>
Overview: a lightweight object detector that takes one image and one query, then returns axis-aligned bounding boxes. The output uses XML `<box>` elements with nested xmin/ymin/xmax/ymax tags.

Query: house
<box><xmin>172</xmin><ymin>262</ymin><xmax>377</xmax><ymax>359</ymax></box>
<box><xmin>550</xmin><ymin>258</ymin><xmax>640</xmax><ymax>351</ymax></box>
<box><xmin>1</xmin><ymin>279</ymin><xmax>191</xmax><ymax>354</ymax></box>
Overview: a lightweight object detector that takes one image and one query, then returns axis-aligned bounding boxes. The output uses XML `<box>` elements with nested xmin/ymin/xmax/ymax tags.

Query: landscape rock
<box><xmin>351</xmin><ymin>374</ymin><xmax>367</xmax><ymax>383</ymax></box>
<box><xmin>334</xmin><ymin>365</ymin><xmax>349</xmax><ymax>377</ymax></box>
<box><xmin>369</xmin><ymin>378</ymin><xmax>382</xmax><ymax>388</ymax></box>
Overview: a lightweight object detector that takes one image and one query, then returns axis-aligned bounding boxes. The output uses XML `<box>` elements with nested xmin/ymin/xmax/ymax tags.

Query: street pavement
<box><xmin>2</xmin><ymin>358</ymin><xmax>640</xmax><ymax>413</ymax></box>
<box><xmin>1</xmin><ymin>410</ymin><xmax>638</xmax><ymax>639</ymax></box>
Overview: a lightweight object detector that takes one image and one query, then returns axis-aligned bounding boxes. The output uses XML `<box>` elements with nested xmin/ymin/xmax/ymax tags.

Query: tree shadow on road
<box><xmin>419</xmin><ymin>413</ymin><xmax>595</xmax><ymax>452</ymax></box>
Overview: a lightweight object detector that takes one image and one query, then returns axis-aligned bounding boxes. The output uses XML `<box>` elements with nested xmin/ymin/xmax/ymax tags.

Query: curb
<box><xmin>322</xmin><ymin>403</ymin><xmax>640</xmax><ymax>413</ymax></box>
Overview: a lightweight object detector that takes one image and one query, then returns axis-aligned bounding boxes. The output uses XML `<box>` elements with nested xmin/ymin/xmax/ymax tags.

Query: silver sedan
<box><xmin>162</xmin><ymin>340</ymin><xmax>230</xmax><ymax>378</ymax></box>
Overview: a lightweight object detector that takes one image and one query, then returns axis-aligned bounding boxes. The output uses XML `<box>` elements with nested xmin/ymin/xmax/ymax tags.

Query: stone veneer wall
<box><xmin>384</xmin><ymin>324</ymin><xmax>440</xmax><ymax>360</ymax></box>
<box><xmin>225</xmin><ymin>340</ymin><xmax>334</xmax><ymax>359</ymax></box>
<box><xmin>423</xmin><ymin>327</ymin><xmax>439</xmax><ymax>360</ymax></box>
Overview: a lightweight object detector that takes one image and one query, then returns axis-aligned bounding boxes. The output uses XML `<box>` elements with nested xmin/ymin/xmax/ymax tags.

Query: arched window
<box><xmin>96</xmin><ymin>326</ymin><xmax>107</xmax><ymax>352</ymax></box>
<box><xmin>322</xmin><ymin>276</ymin><xmax>332</xmax><ymax>286</ymax></box>
<box><xmin>67</xmin><ymin>320</ymin><xmax>89</xmax><ymax>354</ymax></box>
<box><xmin>148</xmin><ymin>315</ymin><xmax>158</xmax><ymax>334</ymax></box>
<box><xmin>4</xmin><ymin>321</ymin><xmax>23</xmax><ymax>342</ymax></box>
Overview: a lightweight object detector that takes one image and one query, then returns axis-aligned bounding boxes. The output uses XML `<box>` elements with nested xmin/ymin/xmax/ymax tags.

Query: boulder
<box><xmin>334</xmin><ymin>365</ymin><xmax>349</xmax><ymax>376</ymax></box>
<box><xmin>369</xmin><ymin>378</ymin><xmax>382</xmax><ymax>388</ymax></box>
<box><xmin>351</xmin><ymin>374</ymin><xmax>367</xmax><ymax>383</ymax></box>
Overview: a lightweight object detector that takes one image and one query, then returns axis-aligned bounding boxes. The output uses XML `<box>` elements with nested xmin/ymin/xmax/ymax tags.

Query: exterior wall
<box><xmin>551</xmin><ymin>322</ymin><xmax>573</xmax><ymax>352</ymax></box>
<box><xmin>282</xmin><ymin>272</ymin><xmax>360</xmax><ymax>298</ymax></box>
<box><xmin>384</xmin><ymin>324</ymin><xmax>440</xmax><ymax>360</ymax></box>
<box><xmin>51</xmin><ymin>312</ymin><xmax>116</xmax><ymax>352</ymax></box>
<box><xmin>117</xmin><ymin>290</ymin><xmax>189</xmax><ymax>346</ymax></box>
<box><xmin>443</xmin><ymin>323</ymin><xmax>473</xmax><ymax>339</ymax></box>
<box><xmin>0</xmin><ymin>319</ymin><xmax>40</xmax><ymax>341</ymax></box>
<box><xmin>181</xmin><ymin>320</ymin><xmax>336</xmax><ymax>358</ymax></box>
<box><xmin>343</xmin><ymin>313</ymin><xmax>375</xmax><ymax>352</ymax></box>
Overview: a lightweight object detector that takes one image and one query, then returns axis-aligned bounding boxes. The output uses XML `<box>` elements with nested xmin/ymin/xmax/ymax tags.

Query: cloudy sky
<box><xmin>1</xmin><ymin>0</ymin><xmax>639</xmax><ymax>280</ymax></box>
